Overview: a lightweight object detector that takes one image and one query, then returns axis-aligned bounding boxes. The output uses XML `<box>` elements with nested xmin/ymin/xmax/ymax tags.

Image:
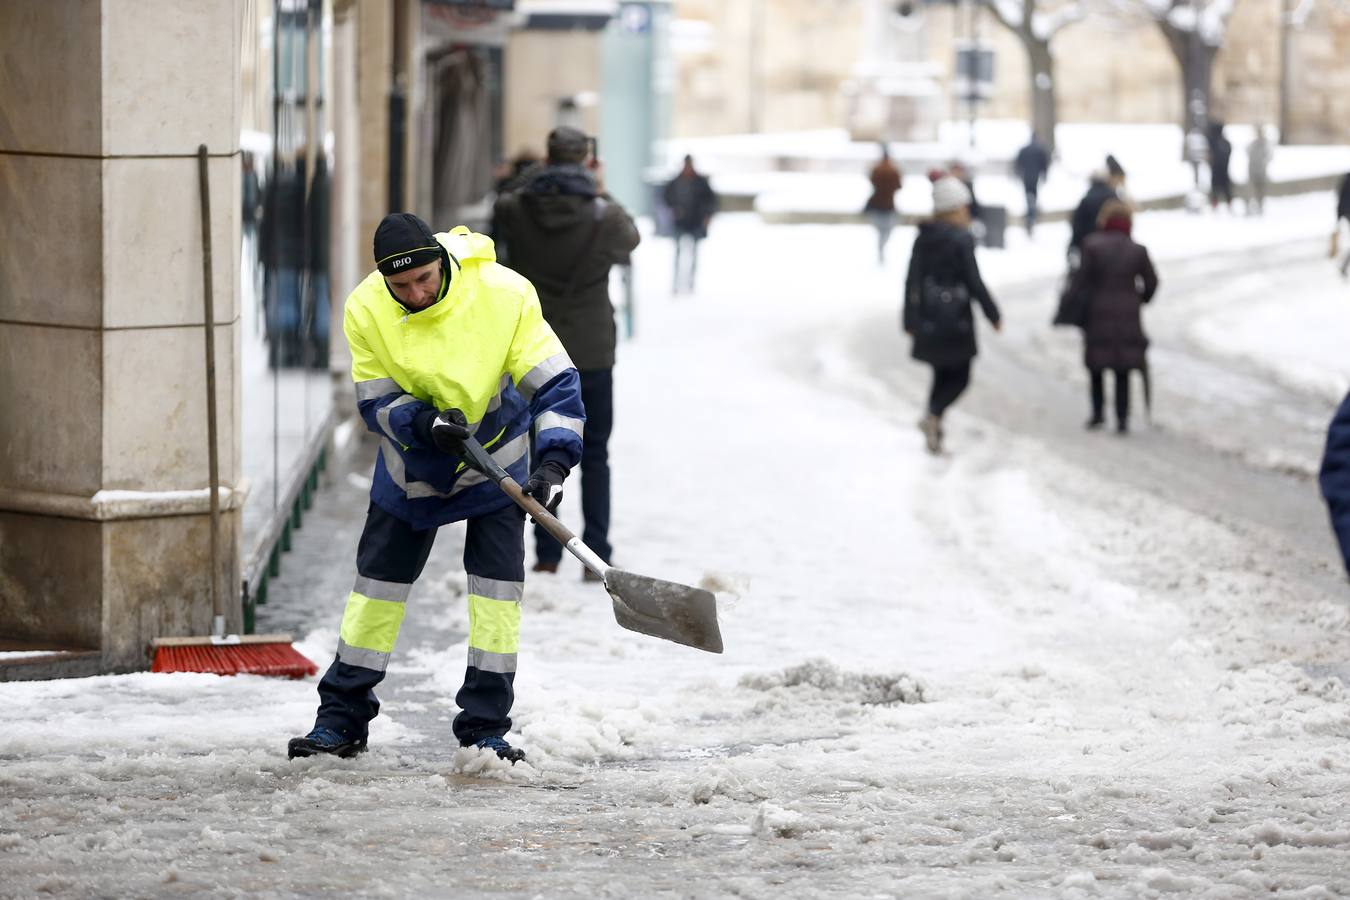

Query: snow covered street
<box><xmin>4</xmin><ymin>199</ymin><xmax>1350</xmax><ymax>898</ymax></box>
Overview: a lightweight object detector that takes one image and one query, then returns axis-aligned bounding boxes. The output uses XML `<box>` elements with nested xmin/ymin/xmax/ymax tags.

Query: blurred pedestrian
<box><xmin>288</xmin><ymin>213</ymin><xmax>586</xmax><ymax>765</ymax></box>
<box><xmin>1336</xmin><ymin>172</ymin><xmax>1350</xmax><ymax>279</ymax></box>
<box><xmin>493</xmin><ymin>126</ymin><xmax>640</xmax><ymax>578</ymax></box>
<box><xmin>948</xmin><ymin>157</ymin><xmax>984</xmax><ymax>242</ymax></box>
<box><xmin>1014</xmin><ymin>134</ymin><xmax>1051</xmax><ymax>235</ymax></box>
<box><xmin>948</xmin><ymin>158</ymin><xmax>981</xmax><ymax>222</ymax></box>
<box><xmin>1318</xmin><ymin>390</ymin><xmax>1350</xmax><ymax>577</ymax></box>
<box><xmin>487</xmin><ymin>148</ymin><xmax>541</xmax><ymax>241</ymax></box>
<box><xmin>1066</xmin><ymin>200</ymin><xmax>1158</xmax><ymax>434</ymax></box>
<box><xmin>663</xmin><ymin>155</ymin><xmax>718</xmax><ymax>294</ymax></box>
<box><xmin>1069</xmin><ymin>154</ymin><xmax>1125</xmax><ymax>263</ymax></box>
<box><xmin>1246</xmin><ymin>126</ymin><xmax>1272</xmax><ymax>216</ymax></box>
<box><xmin>1207</xmin><ymin>120</ymin><xmax>1234</xmax><ymax>212</ymax></box>
<box><xmin>864</xmin><ymin>144</ymin><xmax>903</xmax><ymax>264</ymax></box>
<box><xmin>903</xmin><ymin>176</ymin><xmax>1002</xmax><ymax>455</ymax></box>
<box><xmin>305</xmin><ymin>152</ymin><xmax>331</xmax><ymax>368</ymax></box>
<box><xmin>260</xmin><ymin>153</ymin><xmax>307</xmax><ymax>367</ymax></box>
<box><xmin>241</xmin><ymin>152</ymin><xmax>261</xmax><ymax>242</ymax></box>
<box><xmin>494</xmin><ymin>147</ymin><xmax>541</xmax><ymax>193</ymax></box>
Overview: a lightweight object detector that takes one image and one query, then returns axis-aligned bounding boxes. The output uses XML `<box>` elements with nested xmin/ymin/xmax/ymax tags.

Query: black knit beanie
<box><xmin>373</xmin><ymin>213</ymin><xmax>441</xmax><ymax>276</ymax></box>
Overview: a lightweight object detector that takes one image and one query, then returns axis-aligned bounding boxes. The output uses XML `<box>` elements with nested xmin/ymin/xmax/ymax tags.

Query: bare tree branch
<box><xmin>1113</xmin><ymin>0</ymin><xmax>1236</xmax><ymax>45</ymax></box>
<box><xmin>1031</xmin><ymin>2</ymin><xmax>1085</xmax><ymax>38</ymax></box>
<box><xmin>985</xmin><ymin>0</ymin><xmax>1028</xmax><ymax>29</ymax></box>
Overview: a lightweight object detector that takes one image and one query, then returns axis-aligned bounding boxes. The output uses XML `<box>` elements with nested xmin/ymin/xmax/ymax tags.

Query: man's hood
<box><xmin>519</xmin><ymin>164</ymin><xmax>599</xmax><ymax>231</ymax></box>
<box><xmin>437</xmin><ymin>225</ymin><xmax>497</xmax><ymax>265</ymax></box>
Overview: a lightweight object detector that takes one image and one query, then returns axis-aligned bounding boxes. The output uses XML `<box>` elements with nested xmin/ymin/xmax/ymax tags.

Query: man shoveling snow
<box><xmin>288</xmin><ymin>213</ymin><xmax>585</xmax><ymax>765</ymax></box>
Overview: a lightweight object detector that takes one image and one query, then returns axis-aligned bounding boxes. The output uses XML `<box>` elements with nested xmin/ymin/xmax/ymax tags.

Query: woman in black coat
<box><xmin>1067</xmin><ymin>199</ymin><xmax>1158</xmax><ymax>433</ymax></box>
<box><xmin>903</xmin><ymin>176</ymin><xmax>1002</xmax><ymax>454</ymax></box>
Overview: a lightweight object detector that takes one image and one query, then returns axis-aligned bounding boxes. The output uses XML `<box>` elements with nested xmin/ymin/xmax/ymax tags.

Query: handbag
<box><xmin>1052</xmin><ymin>275</ymin><xmax>1087</xmax><ymax>328</ymax></box>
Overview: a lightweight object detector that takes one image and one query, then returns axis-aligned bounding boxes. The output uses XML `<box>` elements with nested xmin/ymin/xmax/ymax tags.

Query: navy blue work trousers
<box><xmin>314</xmin><ymin>500</ymin><xmax>525</xmax><ymax>745</ymax></box>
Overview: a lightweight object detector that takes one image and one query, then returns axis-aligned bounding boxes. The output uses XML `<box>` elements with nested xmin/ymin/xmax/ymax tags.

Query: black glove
<box><xmin>428</xmin><ymin>408</ymin><xmax>470</xmax><ymax>456</ymax></box>
<box><xmin>523</xmin><ymin>460</ymin><xmax>567</xmax><ymax>514</ymax></box>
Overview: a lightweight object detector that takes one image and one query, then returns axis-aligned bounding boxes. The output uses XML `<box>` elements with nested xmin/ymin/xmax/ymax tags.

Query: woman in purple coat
<box><xmin>1067</xmin><ymin>200</ymin><xmax>1159</xmax><ymax>433</ymax></box>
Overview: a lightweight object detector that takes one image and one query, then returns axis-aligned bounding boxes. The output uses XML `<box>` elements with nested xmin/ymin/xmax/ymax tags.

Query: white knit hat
<box><xmin>932</xmin><ymin>176</ymin><xmax>972</xmax><ymax>215</ymax></box>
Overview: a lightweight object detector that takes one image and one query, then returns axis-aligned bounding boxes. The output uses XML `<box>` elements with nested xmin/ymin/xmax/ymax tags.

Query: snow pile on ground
<box><xmin>1187</xmin><ymin>263</ymin><xmax>1350</xmax><ymax>402</ymax></box>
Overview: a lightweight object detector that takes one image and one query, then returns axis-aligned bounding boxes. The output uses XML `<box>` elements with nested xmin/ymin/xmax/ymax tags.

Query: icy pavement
<box><xmin>4</xmin><ymin>203</ymin><xmax>1350</xmax><ymax>898</ymax></box>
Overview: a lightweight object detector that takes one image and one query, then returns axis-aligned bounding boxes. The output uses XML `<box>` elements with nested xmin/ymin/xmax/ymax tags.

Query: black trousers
<box><xmin>315</xmin><ymin>500</ymin><xmax>526</xmax><ymax>746</ymax></box>
<box><xmin>1023</xmin><ymin>184</ymin><xmax>1039</xmax><ymax>232</ymax></box>
<box><xmin>536</xmin><ymin>368</ymin><xmax>613</xmax><ymax>565</ymax></box>
<box><xmin>673</xmin><ymin>232</ymin><xmax>701</xmax><ymax>293</ymax></box>
<box><xmin>1090</xmin><ymin>368</ymin><xmax>1130</xmax><ymax>424</ymax></box>
<box><xmin>928</xmin><ymin>362</ymin><xmax>971</xmax><ymax>417</ymax></box>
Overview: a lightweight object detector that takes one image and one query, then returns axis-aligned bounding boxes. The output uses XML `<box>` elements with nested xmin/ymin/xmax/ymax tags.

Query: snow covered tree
<box><xmin>980</xmin><ymin>0</ymin><xmax>1084</xmax><ymax>154</ymax></box>
<box><xmin>1117</xmin><ymin>0</ymin><xmax>1237</xmax><ymax>131</ymax></box>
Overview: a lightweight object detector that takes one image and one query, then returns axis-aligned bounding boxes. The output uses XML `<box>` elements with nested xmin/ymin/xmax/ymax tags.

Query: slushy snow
<box><xmin>3</xmin><ymin>187</ymin><xmax>1350</xmax><ymax>898</ymax></box>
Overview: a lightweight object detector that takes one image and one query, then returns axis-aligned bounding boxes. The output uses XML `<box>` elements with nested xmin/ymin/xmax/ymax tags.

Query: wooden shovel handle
<box><xmin>460</xmin><ymin>435</ymin><xmax>577</xmax><ymax>549</ymax></box>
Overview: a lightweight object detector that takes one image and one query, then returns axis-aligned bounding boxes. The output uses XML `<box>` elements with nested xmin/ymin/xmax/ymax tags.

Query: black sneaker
<box><xmin>287</xmin><ymin>726</ymin><xmax>368</xmax><ymax>760</ymax></box>
<box><xmin>473</xmin><ymin>735</ymin><xmax>526</xmax><ymax>764</ymax></box>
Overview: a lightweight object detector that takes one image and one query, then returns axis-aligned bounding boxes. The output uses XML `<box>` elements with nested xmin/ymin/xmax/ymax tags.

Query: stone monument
<box><xmin>842</xmin><ymin>0</ymin><xmax>944</xmax><ymax>143</ymax></box>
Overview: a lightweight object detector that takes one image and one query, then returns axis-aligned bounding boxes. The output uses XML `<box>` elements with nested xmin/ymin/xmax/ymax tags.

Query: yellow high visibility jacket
<box><xmin>344</xmin><ymin>227</ymin><xmax>585</xmax><ymax>528</ymax></box>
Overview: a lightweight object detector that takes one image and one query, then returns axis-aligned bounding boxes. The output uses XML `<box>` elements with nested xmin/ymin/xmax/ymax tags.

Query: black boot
<box><xmin>472</xmin><ymin>735</ymin><xmax>526</xmax><ymax>764</ymax></box>
<box><xmin>288</xmin><ymin>726</ymin><xmax>368</xmax><ymax>759</ymax></box>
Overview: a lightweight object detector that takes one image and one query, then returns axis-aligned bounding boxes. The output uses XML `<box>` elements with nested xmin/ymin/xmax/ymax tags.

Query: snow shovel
<box><xmin>459</xmin><ymin>435</ymin><xmax>723</xmax><ymax>654</ymax></box>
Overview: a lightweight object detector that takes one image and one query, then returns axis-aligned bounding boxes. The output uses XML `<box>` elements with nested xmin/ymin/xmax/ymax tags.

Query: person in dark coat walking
<box><xmin>1066</xmin><ymin>200</ymin><xmax>1158</xmax><ymax>433</ymax></box>
<box><xmin>903</xmin><ymin>176</ymin><xmax>1002</xmax><ymax>454</ymax></box>
<box><xmin>1207</xmin><ymin>120</ymin><xmax>1234</xmax><ymax>211</ymax></box>
<box><xmin>1068</xmin><ymin>155</ymin><xmax>1125</xmax><ymax>261</ymax></box>
<box><xmin>663</xmin><ymin>155</ymin><xmax>718</xmax><ymax>293</ymax></box>
<box><xmin>493</xmin><ymin>126</ymin><xmax>641</xmax><ymax>577</ymax></box>
<box><xmin>1245</xmin><ymin>126</ymin><xmax>1272</xmax><ymax>216</ymax></box>
<box><xmin>1014</xmin><ymin>135</ymin><xmax>1051</xmax><ymax>235</ymax></box>
<box><xmin>864</xmin><ymin>144</ymin><xmax>903</xmax><ymax>263</ymax></box>
<box><xmin>1318</xmin><ymin>391</ymin><xmax>1350</xmax><ymax>577</ymax></box>
<box><xmin>1336</xmin><ymin>172</ymin><xmax>1350</xmax><ymax>279</ymax></box>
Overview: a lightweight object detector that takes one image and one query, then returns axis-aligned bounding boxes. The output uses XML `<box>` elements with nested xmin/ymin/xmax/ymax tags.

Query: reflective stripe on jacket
<box><xmin>344</xmin><ymin>226</ymin><xmax>585</xmax><ymax>529</ymax></box>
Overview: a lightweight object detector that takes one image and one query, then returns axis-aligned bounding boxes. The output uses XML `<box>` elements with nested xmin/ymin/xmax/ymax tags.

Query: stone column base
<box><xmin>0</xmin><ymin>493</ymin><xmax>241</xmax><ymax>674</ymax></box>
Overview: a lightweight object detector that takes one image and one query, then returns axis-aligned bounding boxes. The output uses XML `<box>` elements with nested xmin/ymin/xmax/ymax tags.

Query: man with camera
<box><xmin>493</xmin><ymin>126</ymin><xmax>640</xmax><ymax>578</ymax></box>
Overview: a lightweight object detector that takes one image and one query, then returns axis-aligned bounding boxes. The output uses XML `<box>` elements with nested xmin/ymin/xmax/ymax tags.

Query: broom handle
<box><xmin>198</xmin><ymin>145</ymin><xmax>224</xmax><ymax>632</ymax></box>
<box><xmin>459</xmin><ymin>435</ymin><xmax>609</xmax><ymax>577</ymax></box>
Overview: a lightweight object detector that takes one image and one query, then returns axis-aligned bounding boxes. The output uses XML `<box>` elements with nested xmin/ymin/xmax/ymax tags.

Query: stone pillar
<box><xmin>330</xmin><ymin>0</ymin><xmax>362</xmax><ymax>385</ymax></box>
<box><xmin>0</xmin><ymin>0</ymin><xmax>245</xmax><ymax>672</ymax></box>
<box><xmin>356</xmin><ymin>0</ymin><xmax>393</xmax><ymax>248</ymax></box>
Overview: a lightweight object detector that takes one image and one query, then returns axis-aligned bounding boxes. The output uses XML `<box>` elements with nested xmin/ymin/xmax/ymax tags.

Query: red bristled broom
<box><xmin>152</xmin><ymin>634</ymin><xmax>317</xmax><ymax>677</ymax></box>
<box><xmin>151</xmin><ymin>145</ymin><xmax>316</xmax><ymax>679</ymax></box>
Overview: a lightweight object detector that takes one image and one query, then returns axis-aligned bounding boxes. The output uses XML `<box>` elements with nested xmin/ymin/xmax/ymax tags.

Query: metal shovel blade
<box><xmin>604</xmin><ymin>568</ymin><xmax>724</xmax><ymax>654</ymax></box>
